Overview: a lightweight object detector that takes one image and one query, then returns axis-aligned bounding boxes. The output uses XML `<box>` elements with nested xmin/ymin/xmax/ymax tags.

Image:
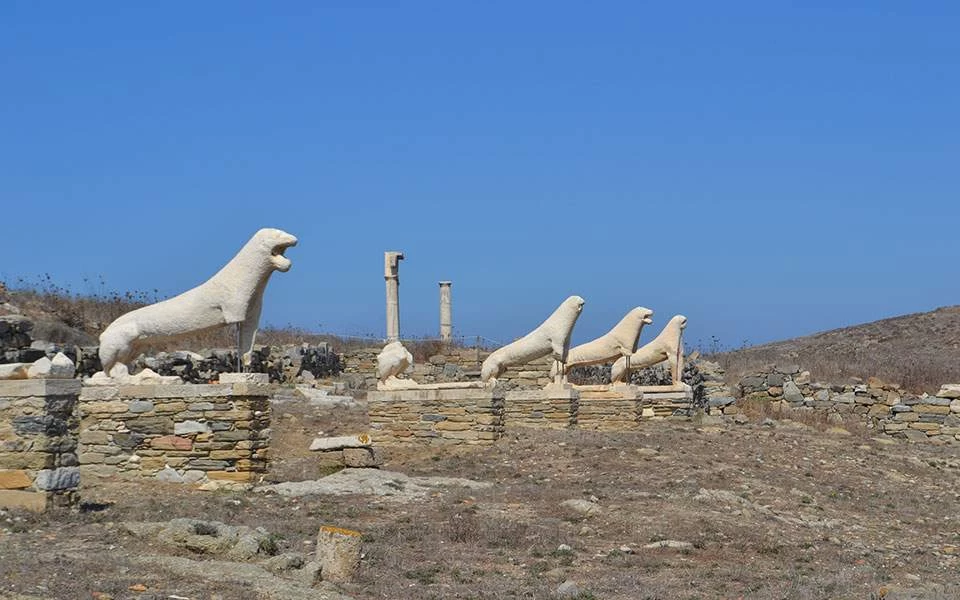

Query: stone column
<box><xmin>384</xmin><ymin>251</ymin><xmax>404</xmax><ymax>342</ymax></box>
<box><xmin>439</xmin><ymin>281</ymin><xmax>452</xmax><ymax>344</ymax></box>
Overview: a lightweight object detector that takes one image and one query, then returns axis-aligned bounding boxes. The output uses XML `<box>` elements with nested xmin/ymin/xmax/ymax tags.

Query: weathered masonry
<box><xmin>79</xmin><ymin>382</ymin><xmax>272</xmax><ymax>484</ymax></box>
<box><xmin>0</xmin><ymin>380</ymin><xmax>81</xmax><ymax>511</ymax></box>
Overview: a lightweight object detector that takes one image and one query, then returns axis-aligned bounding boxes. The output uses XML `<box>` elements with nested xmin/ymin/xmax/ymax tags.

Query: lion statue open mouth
<box><xmin>97</xmin><ymin>228</ymin><xmax>298</xmax><ymax>378</ymax></box>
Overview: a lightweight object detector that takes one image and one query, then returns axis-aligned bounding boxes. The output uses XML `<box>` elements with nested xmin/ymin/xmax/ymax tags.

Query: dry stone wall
<box><xmin>0</xmin><ymin>380</ymin><xmax>81</xmax><ymax>510</ymax></box>
<box><xmin>503</xmin><ymin>389</ymin><xmax>578</xmax><ymax>430</ymax></box>
<box><xmin>729</xmin><ymin>365</ymin><xmax>960</xmax><ymax>443</ymax></box>
<box><xmin>79</xmin><ymin>383</ymin><xmax>271</xmax><ymax>484</ymax></box>
<box><xmin>368</xmin><ymin>388</ymin><xmax>505</xmax><ymax>446</ymax></box>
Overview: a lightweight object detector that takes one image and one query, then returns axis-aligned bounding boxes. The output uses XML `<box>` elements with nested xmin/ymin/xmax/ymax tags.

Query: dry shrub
<box><xmin>1</xmin><ymin>275</ymin><xmax>471</xmax><ymax>356</ymax></box>
<box><xmin>736</xmin><ymin>396</ymin><xmax>870</xmax><ymax>435</ymax></box>
<box><xmin>705</xmin><ymin>306</ymin><xmax>960</xmax><ymax>393</ymax></box>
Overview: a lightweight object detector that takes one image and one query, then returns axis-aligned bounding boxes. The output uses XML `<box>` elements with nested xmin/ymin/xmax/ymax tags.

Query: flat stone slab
<box><xmin>127</xmin><ymin>554</ymin><xmax>351</xmax><ymax>600</ymax></box>
<box><xmin>309</xmin><ymin>434</ymin><xmax>371</xmax><ymax>451</ymax></box>
<box><xmin>642</xmin><ymin>390</ymin><xmax>695</xmax><ymax>401</ymax></box>
<box><xmin>256</xmin><ymin>468</ymin><xmax>491</xmax><ymax>501</ymax></box>
<box><xmin>0</xmin><ymin>379</ymin><xmax>81</xmax><ymax>397</ymax></box>
<box><xmin>506</xmin><ymin>387</ymin><xmax>579</xmax><ymax>401</ymax></box>
<box><xmin>376</xmin><ymin>380</ymin><xmax>487</xmax><ymax>391</ymax></box>
<box><xmin>368</xmin><ymin>387</ymin><xmax>504</xmax><ymax>403</ymax></box>
<box><xmin>637</xmin><ymin>383</ymin><xmax>693</xmax><ymax>394</ymax></box>
<box><xmin>219</xmin><ymin>373</ymin><xmax>270</xmax><ymax>384</ymax></box>
<box><xmin>574</xmin><ymin>383</ymin><xmax>643</xmax><ymax>399</ymax></box>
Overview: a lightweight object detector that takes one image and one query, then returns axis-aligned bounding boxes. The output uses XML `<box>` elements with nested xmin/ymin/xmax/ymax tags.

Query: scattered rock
<box><xmin>559</xmin><ymin>498</ymin><xmax>601</xmax><ymax>518</ymax></box>
<box><xmin>0</xmin><ymin>363</ymin><xmax>29</xmax><ymax>380</ymax></box>
<box><xmin>257</xmin><ymin>468</ymin><xmax>491</xmax><ymax>501</ymax></box>
<box><xmin>643</xmin><ymin>539</ymin><xmax>693</xmax><ymax>550</ymax></box>
<box><xmin>49</xmin><ymin>352</ymin><xmax>76</xmax><ymax>378</ymax></box>
<box><xmin>26</xmin><ymin>357</ymin><xmax>53</xmax><ymax>379</ymax></box>
<box><xmin>826</xmin><ymin>426</ymin><xmax>852</xmax><ymax>436</ymax></box>
<box><xmin>155</xmin><ymin>466</ymin><xmax>184</xmax><ymax>483</ymax></box>
<box><xmin>783</xmin><ymin>380</ymin><xmax>804</xmax><ymax>404</ymax></box>
<box><xmin>555</xmin><ymin>580</ymin><xmax>581</xmax><ymax>599</ymax></box>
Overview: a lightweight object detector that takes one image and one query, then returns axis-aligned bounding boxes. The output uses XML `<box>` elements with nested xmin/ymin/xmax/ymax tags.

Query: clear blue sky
<box><xmin>2</xmin><ymin>2</ymin><xmax>958</xmax><ymax>349</ymax></box>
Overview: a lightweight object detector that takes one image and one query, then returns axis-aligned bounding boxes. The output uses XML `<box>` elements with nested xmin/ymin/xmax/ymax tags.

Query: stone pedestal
<box><xmin>504</xmin><ymin>383</ymin><xmax>579</xmax><ymax>430</ymax></box>
<box><xmin>218</xmin><ymin>372</ymin><xmax>270</xmax><ymax>384</ymax></box>
<box><xmin>0</xmin><ymin>379</ymin><xmax>81</xmax><ymax>511</ymax></box>
<box><xmin>316</xmin><ymin>525</ymin><xmax>362</xmax><ymax>583</ymax></box>
<box><xmin>574</xmin><ymin>383</ymin><xmax>645</xmax><ymax>430</ymax></box>
<box><xmin>638</xmin><ymin>384</ymin><xmax>695</xmax><ymax>419</ymax></box>
<box><xmin>78</xmin><ymin>382</ymin><xmax>272</xmax><ymax>484</ymax></box>
<box><xmin>368</xmin><ymin>387</ymin><xmax>504</xmax><ymax>445</ymax></box>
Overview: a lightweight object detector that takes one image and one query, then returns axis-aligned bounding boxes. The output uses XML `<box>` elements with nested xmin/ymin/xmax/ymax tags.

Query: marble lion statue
<box><xmin>98</xmin><ymin>228</ymin><xmax>298</xmax><ymax>377</ymax></box>
<box><xmin>376</xmin><ymin>341</ymin><xmax>414</xmax><ymax>385</ymax></box>
<box><xmin>551</xmin><ymin>306</ymin><xmax>654</xmax><ymax>378</ymax></box>
<box><xmin>610</xmin><ymin>314</ymin><xmax>687</xmax><ymax>385</ymax></box>
<box><xmin>481</xmin><ymin>295</ymin><xmax>585</xmax><ymax>383</ymax></box>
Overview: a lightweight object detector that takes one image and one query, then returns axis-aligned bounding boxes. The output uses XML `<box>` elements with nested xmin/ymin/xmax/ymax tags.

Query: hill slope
<box><xmin>712</xmin><ymin>305</ymin><xmax>960</xmax><ymax>392</ymax></box>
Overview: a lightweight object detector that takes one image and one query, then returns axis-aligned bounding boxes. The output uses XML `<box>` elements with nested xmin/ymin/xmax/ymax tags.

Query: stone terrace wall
<box><xmin>368</xmin><ymin>388</ymin><xmax>505</xmax><ymax>446</ymax></box>
<box><xmin>79</xmin><ymin>383</ymin><xmax>271</xmax><ymax>484</ymax></box>
<box><xmin>0</xmin><ymin>380</ymin><xmax>81</xmax><ymax>511</ymax></box>
<box><xmin>726</xmin><ymin>365</ymin><xmax>960</xmax><ymax>444</ymax></box>
<box><xmin>342</xmin><ymin>347</ymin><xmax>552</xmax><ymax>390</ymax></box>
<box><xmin>503</xmin><ymin>389</ymin><xmax>578</xmax><ymax>430</ymax></box>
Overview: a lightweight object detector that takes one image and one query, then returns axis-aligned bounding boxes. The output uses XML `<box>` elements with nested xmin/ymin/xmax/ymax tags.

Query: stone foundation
<box><xmin>342</xmin><ymin>347</ymin><xmax>553</xmax><ymax>390</ymax></box>
<box><xmin>0</xmin><ymin>380</ymin><xmax>81</xmax><ymax>510</ymax></box>
<box><xmin>368</xmin><ymin>388</ymin><xmax>505</xmax><ymax>445</ymax></box>
<box><xmin>575</xmin><ymin>384</ymin><xmax>644</xmax><ymax>430</ymax></box>
<box><xmin>640</xmin><ymin>385</ymin><xmax>696</xmax><ymax>419</ymax></box>
<box><xmin>78</xmin><ymin>382</ymin><xmax>271</xmax><ymax>484</ymax></box>
<box><xmin>504</xmin><ymin>385</ymin><xmax>578</xmax><ymax>430</ymax></box>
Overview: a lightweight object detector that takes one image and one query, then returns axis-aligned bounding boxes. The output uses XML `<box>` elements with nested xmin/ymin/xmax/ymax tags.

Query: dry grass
<box><xmin>1</xmin><ymin>276</ymin><xmax>469</xmax><ymax>360</ymax></box>
<box><xmin>708</xmin><ymin>305</ymin><xmax>960</xmax><ymax>393</ymax></box>
<box><xmin>4</xmin><ymin>405</ymin><xmax>960</xmax><ymax>599</ymax></box>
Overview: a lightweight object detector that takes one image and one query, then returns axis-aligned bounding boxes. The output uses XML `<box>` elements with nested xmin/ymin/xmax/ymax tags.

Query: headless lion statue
<box><xmin>610</xmin><ymin>315</ymin><xmax>687</xmax><ymax>385</ymax></box>
<box><xmin>551</xmin><ymin>306</ymin><xmax>653</xmax><ymax>378</ymax></box>
<box><xmin>376</xmin><ymin>341</ymin><xmax>414</xmax><ymax>386</ymax></box>
<box><xmin>98</xmin><ymin>228</ymin><xmax>298</xmax><ymax>377</ymax></box>
<box><xmin>481</xmin><ymin>295</ymin><xmax>585</xmax><ymax>383</ymax></box>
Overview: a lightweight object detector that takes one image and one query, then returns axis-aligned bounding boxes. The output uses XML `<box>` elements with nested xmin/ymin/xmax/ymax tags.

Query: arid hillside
<box><xmin>712</xmin><ymin>306</ymin><xmax>960</xmax><ymax>392</ymax></box>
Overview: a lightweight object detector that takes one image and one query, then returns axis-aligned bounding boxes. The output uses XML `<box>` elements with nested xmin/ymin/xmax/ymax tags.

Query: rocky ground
<box><xmin>2</xmin><ymin>398</ymin><xmax>960</xmax><ymax>600</ymax></box>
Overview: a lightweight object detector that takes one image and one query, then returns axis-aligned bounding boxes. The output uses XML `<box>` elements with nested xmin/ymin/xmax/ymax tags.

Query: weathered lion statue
<box><xmin>610</xmin><ymin>314</ymin><xmax>687</xmax><ymax>385</ymax></box>
<box><xmin>376</xmin><ymin>341</ymin><xmax>414</xmax><ymax>386</ymax></box>
<box><xmin>551</xmin><ymin>306</ymin><xmax>654</xmax><ymax>378</ymax></box>
<box><xmin>481</xmin><ymin>295</ymin><xmax>585</xmax><ymax>383</ymax></box>
<box><xmin>97</xmin><ymin>228</ymin><xmax>298</xmax><ymax>378</ymax></box>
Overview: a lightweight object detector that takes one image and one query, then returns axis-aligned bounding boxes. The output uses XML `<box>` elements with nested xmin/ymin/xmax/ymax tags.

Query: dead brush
<box><xmin>708</xmin><ymin>306</ymin><xmax>960</xmax><ymax>394</ymax></box>
<box><xmin>737</xmin><ymin>396</ymin><xmax>870</xmax><ymax>434</ymax></box>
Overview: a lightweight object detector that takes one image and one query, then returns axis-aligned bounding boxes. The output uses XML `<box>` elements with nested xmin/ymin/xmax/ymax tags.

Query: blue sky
<box><xmin>2</xmin><ymin>2</ymin><xmax>958</xmax><ymax>349</ymax></box>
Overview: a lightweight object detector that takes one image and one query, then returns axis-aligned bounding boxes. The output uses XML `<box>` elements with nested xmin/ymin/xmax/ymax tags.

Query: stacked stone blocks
<box><xmin>504</xmin><ymin>388</ymin><xmax>579</xmax><ymax>430</ymax></box>
<box><xmin>343</xmin><ymin>347</ymin><xmax>553</xmax><ymax>390</ymax></box>
<box><xmin>0</xmin><ymin>379</ymin><xmax>81</xmax><ymax>511</ymax></box>
<box><xmin>79</xmin><ymin>383</ymin><xmax>271</xmax><ymax>483</ymax></box>
<box><xmin>576</xmin><ymin>386</ymin><xmax>643</xmax><ymax>430</ymax></box>
<box><xmin>732</xmin><ymin>367</ymin><xmax>960</xmax><ymax>443</ymax></box>
<box><xmin>368</xmin><ymin>388</ymin><xmax>505</xmax><ymax>445</ymax></box>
